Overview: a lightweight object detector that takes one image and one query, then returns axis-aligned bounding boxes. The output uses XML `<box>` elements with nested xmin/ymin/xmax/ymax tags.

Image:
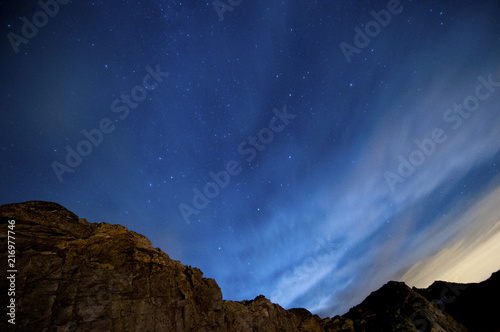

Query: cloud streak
<box><xmin>239</xmin><ymin>66</ymin><xmax>500</xmax><ymax>316</ymax></box>
<box><xmin>401</xmin><ymin>182</ymin><xmax>500</xmax><ymax>288</ymax></box>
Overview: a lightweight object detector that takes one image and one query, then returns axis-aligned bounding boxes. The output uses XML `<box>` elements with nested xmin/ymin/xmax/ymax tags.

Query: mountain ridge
<box><xmin>0</xmin><ymin>201</ymin><xmax>497</xmax><ymax>331</ymax></box>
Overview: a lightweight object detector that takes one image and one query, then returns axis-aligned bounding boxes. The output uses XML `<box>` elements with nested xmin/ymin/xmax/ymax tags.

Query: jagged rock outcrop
<box><xmin>1</xmin><ymin>201</ymin><xmax>498</xmax><ymax>331</ymax></box>
<box><xmin>0</xmin><ymin>201</ymin><xmax>323</xmax><ymax>332</ymax></box>
<box><xmin>322</xmin><ymin>281</ymin><xmax>467</xmax><ymax>332</ymax></box>
<box><xmin>414</xmin><ymin>271</ymin><xmax>500</xmax><ymax>332</ymax></box>
<box><xmin>223</xmin><ymin>296</ymin><xmax>324</xmax><ymax>331</ymax></box>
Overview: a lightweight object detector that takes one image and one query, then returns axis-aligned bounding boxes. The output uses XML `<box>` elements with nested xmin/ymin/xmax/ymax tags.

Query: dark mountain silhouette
<box><xmin>322</xmin><ymin>280</ymin><xmax>466</xmax><ymax>332</ymax></box>
<box><xmin>0</xmin><ymin>201</ymin><xmax>498</xmax><ymax>331</ymax></box>
<box><xmin>414</xmin><ymin>271</ymin><xmax>500</xmax><ymax>332</ymax></box>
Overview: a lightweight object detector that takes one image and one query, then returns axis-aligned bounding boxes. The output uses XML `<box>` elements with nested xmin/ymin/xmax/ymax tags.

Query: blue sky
<box><xmin>1</xmin><ymin>0</ymin><xmax>500</xmax><ymax>316</ymax></box>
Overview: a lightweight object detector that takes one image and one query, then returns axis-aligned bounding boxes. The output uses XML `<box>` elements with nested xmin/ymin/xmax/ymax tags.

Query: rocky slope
<box><xmin>0</xmin><ymin>201</ymin><xmax>324</xmax><ymax>332</ymax></box>
<box><xmin>322</xmin><ymin>281</ymin><xmax>467</xmax><ymax>332</ymax></box>
<box><xmin>0</xmin><ymin>201</ymin><xmax>497</xmax><ymax>331</ymax></box>
<box><xmin>414</xmin><ymin>271</ymin><xmax>500</xmax><ymax>332</ymax></box>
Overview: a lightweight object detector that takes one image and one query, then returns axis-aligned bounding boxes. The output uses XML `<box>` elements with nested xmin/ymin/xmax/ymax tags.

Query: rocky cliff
<box><xmin>0</xmin><ymin>201</ymin><xmax>324</xmax><ymax>332</ymax></box>
<box><xmin>0</xmin><ymin>201</ymin><xmax>497</xmax><ymax>331</ymax></box>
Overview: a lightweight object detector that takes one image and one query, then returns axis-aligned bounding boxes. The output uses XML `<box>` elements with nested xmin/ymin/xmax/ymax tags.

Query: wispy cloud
<box><xmin>246</xmin><ymin>67</ymin><xmax>500</xmax><ymax>316</ymax></box>
<box><xmin>401</xmin><ymin>182</ymin><xmax>500</xmax><ymax>287</ymax></box>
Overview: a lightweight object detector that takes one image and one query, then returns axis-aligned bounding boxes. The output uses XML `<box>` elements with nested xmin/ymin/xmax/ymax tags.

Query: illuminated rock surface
<box><xmin>1</xmin><ymin>201</ymin><xmax>497</xmax><ymax>331</ymax></box>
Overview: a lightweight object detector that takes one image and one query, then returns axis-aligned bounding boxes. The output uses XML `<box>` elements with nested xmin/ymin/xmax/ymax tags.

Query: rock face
<box><xmin>0</xmin><ymin>201</ymin><xmax>324</xmax><ymax>332</ymax></box>
<box><xmin>0</xmin><ymin>201</ymin><xmax>497</xmax><ymax>331</ymax></box>
<box><xmin>322</xmin><ymin>281</ymin><xmax>467</xmax><ymax>332</ymax></box>
<box><xmin>414</xmin><ymin>271</ymin><xmax>500</xmax><ymax>332</ymax></box>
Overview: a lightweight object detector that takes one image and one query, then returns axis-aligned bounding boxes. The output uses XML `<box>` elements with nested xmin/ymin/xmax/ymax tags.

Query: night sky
<box><xmin>1</xmin><ymin>0</ymin><xmax>500</xmax><ymax>317</ymax></box>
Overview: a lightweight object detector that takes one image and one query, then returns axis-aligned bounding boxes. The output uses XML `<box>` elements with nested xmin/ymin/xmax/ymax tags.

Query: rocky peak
<box><xmin>414</xmin><ymin>271</ymin><xmax>500</xmax><ymax>332</ymax></box>
<box><xmin>0</xmin><ymin>201</ymin><xmax>323</xmax><ymax>332</ymax></box>
<box><xmin>322</xmin><ymin>280</ymin><xmax>467</xmax><ymax>332</ymax></box>
<box><xmin>1</xmin><ymin>201</ymin><xmax>498</xmax><ymax>331</ymax></box>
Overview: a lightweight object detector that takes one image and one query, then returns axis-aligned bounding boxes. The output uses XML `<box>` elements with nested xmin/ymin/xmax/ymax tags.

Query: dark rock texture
<box><xmin>0</xmin><ymin>201</ymin><xmax>323</xmax><ymax>332</ymax></box>
<box><xmin>0</xmin><ymin>201</ymin><xmax>498</xmax><ymax>331</ymax></box>
<box><xmin>414</xmin><ymin>271</ymin><xmax>500</xmax><ymax>332</ymax></box>
<box><xmin>322</xmin><ymin>281</ymin><xmax>467</xmax><ymax>332</ymax></box>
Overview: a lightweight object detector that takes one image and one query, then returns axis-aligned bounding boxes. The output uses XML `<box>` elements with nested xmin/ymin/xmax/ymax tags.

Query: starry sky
<box><xmin>1</xmin><ymin>0</ymin><xmax>500</xmax><ymax>317</ymax></box>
